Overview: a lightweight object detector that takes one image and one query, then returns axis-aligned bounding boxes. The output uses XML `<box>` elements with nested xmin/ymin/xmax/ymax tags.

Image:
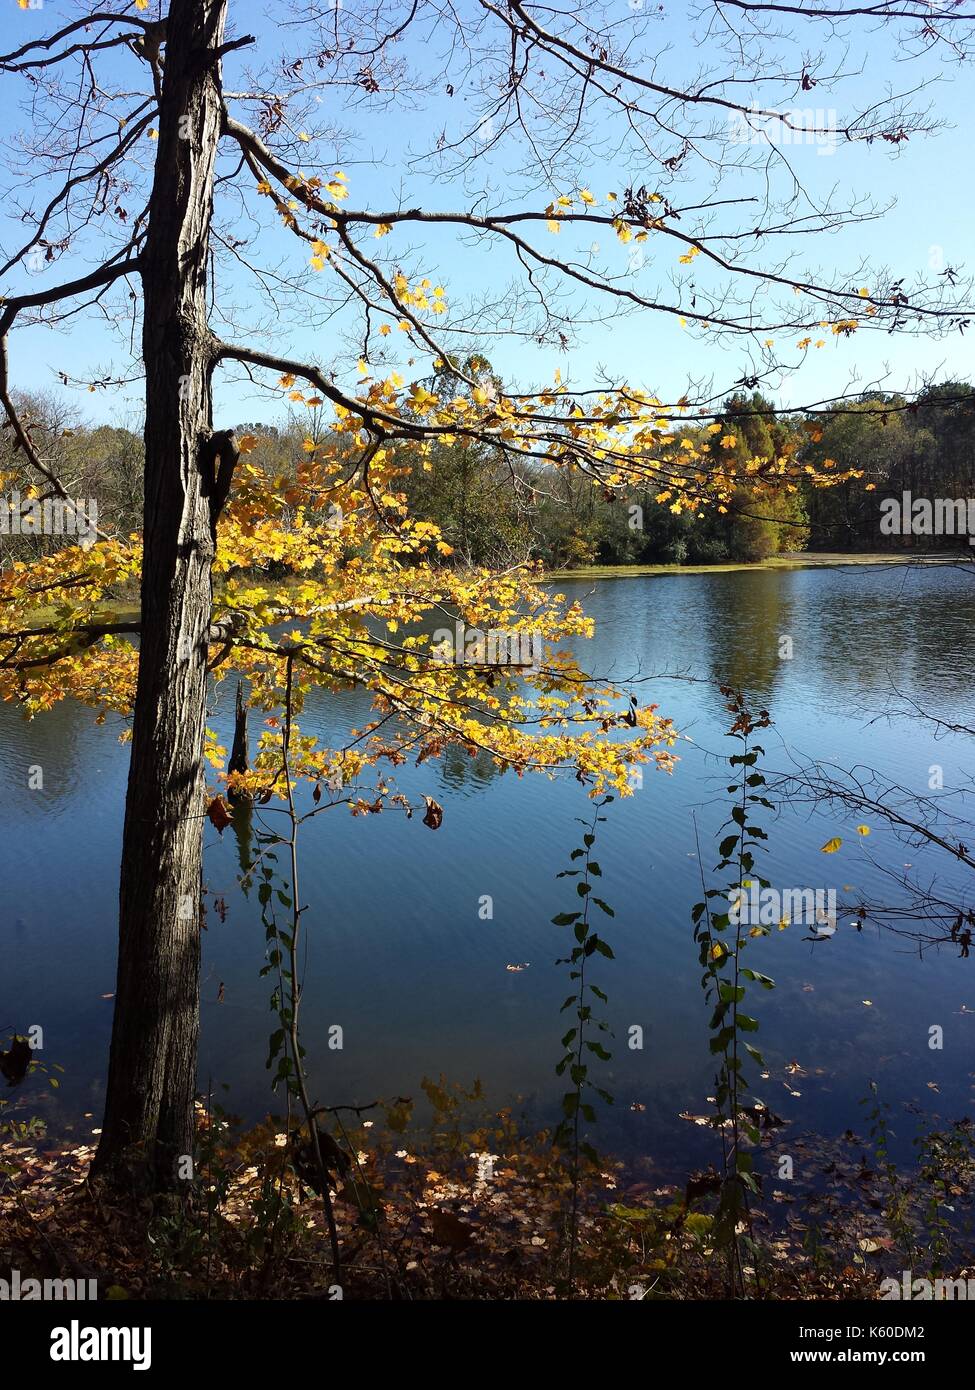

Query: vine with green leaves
<box><xmin>551</xmin><ymin>794</ymin><xmax>615</xmax><ymax>1288</ymax></box>
<box><xmin>691</xmin><ymin>687</ymin><xmax>775</xmax><ymax>1295</ymax></box>
<box><xmin>244</xmin><ymin>653</ymin><xmax>408</xmax><ymax>1291</ymax></box>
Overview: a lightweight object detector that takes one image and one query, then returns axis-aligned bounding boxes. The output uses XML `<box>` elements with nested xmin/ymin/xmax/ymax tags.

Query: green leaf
<box><xmin>741</xmin><ymin>969</ymin><xmax>775</xmax><ymax>989</ymax></box>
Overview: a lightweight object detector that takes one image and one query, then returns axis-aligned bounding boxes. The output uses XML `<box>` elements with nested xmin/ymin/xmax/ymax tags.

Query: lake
<box><xmin>3</xmin><ymin>562</ymin><xmax>974</xmax><ymax>1174</ymax></box>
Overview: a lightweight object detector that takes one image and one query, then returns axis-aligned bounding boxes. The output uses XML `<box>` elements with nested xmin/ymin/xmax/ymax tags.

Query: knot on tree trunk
<box><xmin>199</xmin><ymin>428</ymin><xmax>240</xmax><ymax>540</ymax></box>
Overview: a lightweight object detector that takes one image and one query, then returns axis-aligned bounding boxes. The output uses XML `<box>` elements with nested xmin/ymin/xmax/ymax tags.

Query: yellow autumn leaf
<box><xmin>820</xmin><ymin>837</ymin><xmax>842</xmax><ymax>854</ymax></box>
<box><xmin>856</xmin><ymin>825</ymin><xmax>870</xmax><ymax>836</ymax></box>
<box><xmin>237</xmin><ymin>434</ymin><xmax>260</xmax><ymax>454</ymax></box>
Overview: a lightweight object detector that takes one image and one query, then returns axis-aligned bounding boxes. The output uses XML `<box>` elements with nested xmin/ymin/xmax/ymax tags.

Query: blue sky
<box><xmin>1</xmin><ymin>0</ymin><xmax>972</xmax><ymax>429</ymax></box>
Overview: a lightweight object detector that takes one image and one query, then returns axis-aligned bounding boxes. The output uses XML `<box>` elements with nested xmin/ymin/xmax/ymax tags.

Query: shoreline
<box><xmin>544</xmin><ymin>551</ymin><xmax>966</xmax><ymax>582</ymax></box>
<box><xmin>24</xmin><ymin>553</ymin><xmax>962</xmax><ymax>625</ymax></box>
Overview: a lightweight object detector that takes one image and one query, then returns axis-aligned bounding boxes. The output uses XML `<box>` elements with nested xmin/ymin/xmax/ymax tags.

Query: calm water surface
<box><xmin>2</xmin><ymin>563</ymin><xmax>974</xmax><ymax>1171</ymax></box>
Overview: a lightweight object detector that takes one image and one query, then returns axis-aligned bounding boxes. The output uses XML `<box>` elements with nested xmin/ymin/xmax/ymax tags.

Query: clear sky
<box><xmin>1</xmin><ymin>0</ymin><xmax>972</xmax><ymax>430</ymax></box>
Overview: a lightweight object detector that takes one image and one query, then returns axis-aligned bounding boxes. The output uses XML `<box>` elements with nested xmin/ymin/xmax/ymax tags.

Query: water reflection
<box><xmin>1</xmin><ymin>563</ymin><xmax>973</xmax><ymax>1169</ymax></box>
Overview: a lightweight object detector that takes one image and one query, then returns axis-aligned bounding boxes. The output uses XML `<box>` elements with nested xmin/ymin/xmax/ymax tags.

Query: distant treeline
<box><xmin>403</xmin><ymin>380</ymin><xmax>975</xmax><ymax>567</ymax></box>
<box><xmin>4</xmin><ymin>381</ymin><xmax>974</xmax><ymax>571</ymax></box>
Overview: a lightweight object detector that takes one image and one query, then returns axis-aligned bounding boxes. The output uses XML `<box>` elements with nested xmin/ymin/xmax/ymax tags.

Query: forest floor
<box><xmin>3</xmin><ymin>1096</ymin><xmax>974</xmax><ymax>1301</ymax></box>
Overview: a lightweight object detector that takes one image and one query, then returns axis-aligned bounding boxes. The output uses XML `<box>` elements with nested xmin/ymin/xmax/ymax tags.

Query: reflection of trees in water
<box><xmin>700</xmin><ymin>572</ymin><xmax>792</xmax><ymax>704</ymax></box>
<box><xmin>436</xmin><ymin>744</ymin><xmax>503</xmax><ymax>793</ymax></box>
<box><xmin>764</xmin><ymin>569</ymin><xmax>972</xmax><ymax>707</ymax></box>
<box><xmin>230</xmin><ymin>801</ymin><xmax>254</xmax><ymax>880</ymax></box>
<box><xmin>805</xmin><ymin>583</ymin><xmax>971</xmax><ymax>705</ymax></box>
<box><xmin>0</xmin><ymin>699</ymin><xmax>108</xmax><ymax>818</ymax></box>
<box><xmin>697</xmin><ymin>569</ymin><xmax>975</xmax><ymax>710</ymax></box>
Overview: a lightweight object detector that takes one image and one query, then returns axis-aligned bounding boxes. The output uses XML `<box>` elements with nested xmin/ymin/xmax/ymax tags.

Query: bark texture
<box><xmin>94</xmin><ymin>0</ymin><xmax>228</xmax><ymax>1185</ymax></box>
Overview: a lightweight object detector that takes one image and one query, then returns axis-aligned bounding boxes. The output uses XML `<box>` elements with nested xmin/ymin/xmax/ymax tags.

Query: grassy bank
<box><xmin>545</xmin><ymin>551</ymin><xmax>962</xmax><ymax>582</ymax></box>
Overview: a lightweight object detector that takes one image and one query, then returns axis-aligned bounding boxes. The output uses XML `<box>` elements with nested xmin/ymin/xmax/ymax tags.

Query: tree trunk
<box><xmin>94</xmin><ymin>0</ymin><xmax>228</xmax><ymax>1186</ymax></box>
<box><xmin>228</xmin><ymin>679</ymin><xmax>251</xmax><ymax>800</ymax></box>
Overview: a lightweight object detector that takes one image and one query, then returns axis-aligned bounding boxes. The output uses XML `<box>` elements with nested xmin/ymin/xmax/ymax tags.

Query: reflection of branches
<box><xmin>866</xmin><ymin>680</ymin><xmax>975</xmax><ymax>742</ymax></box>
<box><xmin>770</xmin><ymin>753</ymin><xmax>975</xmax><ymax>953</ymax></box>
<box><xmin>774</xmin><ymin>757</ymin><xmax>975</xmax><ymax>870</ymax></box>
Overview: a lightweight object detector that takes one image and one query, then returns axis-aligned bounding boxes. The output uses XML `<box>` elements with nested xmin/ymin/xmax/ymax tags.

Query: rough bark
<box><xmin>94</xmin><ymin>0</ymin><xmax>228</xmax><ymax>1186</ymax></box>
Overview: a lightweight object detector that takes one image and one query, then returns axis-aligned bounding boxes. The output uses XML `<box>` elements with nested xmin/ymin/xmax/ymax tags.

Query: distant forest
<box><xmin>4</xmin><ymin>379</ymin><xmax>974</xmax><ymax>571</ymax></box>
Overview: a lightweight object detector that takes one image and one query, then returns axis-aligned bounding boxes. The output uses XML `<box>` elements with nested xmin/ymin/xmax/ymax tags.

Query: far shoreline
<box><xmin>544</xmin><ymin>551</ymin><xmax>967</xmax><ymax>582</ymax></box>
